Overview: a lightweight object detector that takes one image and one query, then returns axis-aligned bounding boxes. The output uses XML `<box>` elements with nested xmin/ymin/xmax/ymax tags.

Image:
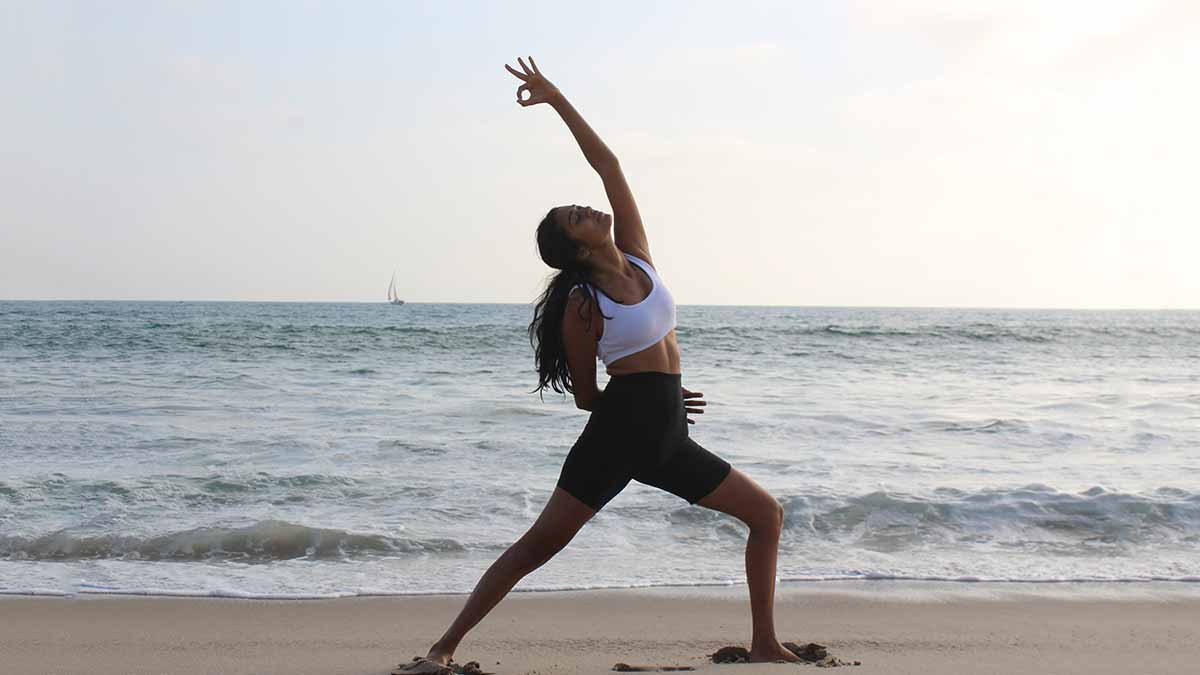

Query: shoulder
<box><xmin>564</xmin><ymin>285</ymin><xmax>602</xmax><ymax>338</ymax></box>
<box><xmin>567</xmin><ymin>283</ymin><xmax>592</xmax><ymax>303</ymax></box>
<box><xmin>566</xmin><ymin>284</ymin><xmax>598</xmax><ymax>319</ymax></box>
<box><xmin>621</xmin><ymin>249</ymin><xmax>656</xmax><ymax>272</ymax></box>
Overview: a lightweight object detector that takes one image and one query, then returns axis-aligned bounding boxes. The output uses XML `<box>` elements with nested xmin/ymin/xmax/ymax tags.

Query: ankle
<box><xmin>750</xmin><ymin>636</ymin><xmax>780</xmax><ymax>650</ymax></box>
<box><xmin>429</xmin><ymin>637</ymin><xmax>456</xmax><ymax>658</ymax></box>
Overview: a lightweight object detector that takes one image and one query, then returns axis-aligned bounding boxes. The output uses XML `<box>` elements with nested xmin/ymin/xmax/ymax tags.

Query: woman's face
<box><xmin>555</xmin><ymin>204</ymin><xmax>611</xmax><ymax>252</ymax></box>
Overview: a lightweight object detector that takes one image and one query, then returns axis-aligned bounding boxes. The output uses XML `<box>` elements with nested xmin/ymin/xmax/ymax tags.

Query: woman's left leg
<box><xmin>636</xmin><ymin>433</ymin><xmax>801</xmax><ymax>664</ymax></box>
<box><xmin>694</xmin><ymin>467</ymin><xmax>799</xmax><ymax>663</ymax></box>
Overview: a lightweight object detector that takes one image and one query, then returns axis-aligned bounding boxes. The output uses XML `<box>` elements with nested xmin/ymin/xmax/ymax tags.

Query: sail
<box><xmin>387</xmin><ymin>271</ymin><xmax>404</xmax><ymax>304</ymax></box>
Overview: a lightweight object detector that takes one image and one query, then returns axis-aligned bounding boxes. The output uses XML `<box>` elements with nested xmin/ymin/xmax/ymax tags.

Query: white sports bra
<box><xmin>573</xmin><ymin>252</ymin><xmax>677</xmax><ymax>366</ymax></box>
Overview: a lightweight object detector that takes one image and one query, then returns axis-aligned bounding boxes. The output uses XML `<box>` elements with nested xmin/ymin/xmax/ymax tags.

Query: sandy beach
<box><xmin>3</xmin><ymin>582</ymin><xmax>1199</xmax><ymax>674</ymax></box>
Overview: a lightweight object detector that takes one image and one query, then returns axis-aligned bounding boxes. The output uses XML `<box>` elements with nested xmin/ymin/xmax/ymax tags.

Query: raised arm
<box><xmin>505</xmin><ymin>56</ymin><xmax>652</xmax><ymax>262</ymax></box>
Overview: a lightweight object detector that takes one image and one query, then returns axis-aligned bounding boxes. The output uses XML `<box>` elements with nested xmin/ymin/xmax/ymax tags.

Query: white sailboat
<box><xmin>387</xmin><ymin>271</ymin><xmax>405</xmax><ymax>305</ymax></box>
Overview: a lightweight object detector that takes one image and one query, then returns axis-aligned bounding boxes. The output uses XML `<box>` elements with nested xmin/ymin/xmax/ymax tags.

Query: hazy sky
<box><xmin>2</xmin><ymin>0</ymin><xmax>1197</xmax><ymax>308</ymax></box>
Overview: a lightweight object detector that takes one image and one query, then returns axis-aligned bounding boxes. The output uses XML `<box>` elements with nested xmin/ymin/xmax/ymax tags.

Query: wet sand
<box><xmin>3</xmin><ymin>582</ymin><xmax>1199</xmax><ymax>674</ymax></box>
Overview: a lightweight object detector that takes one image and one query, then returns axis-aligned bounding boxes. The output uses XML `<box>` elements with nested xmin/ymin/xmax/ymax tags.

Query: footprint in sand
<box><xmin>709</xmin><ymin>642</ymin><xmax>862</xmax><ymax>667</ymax></box>
<box><xmin>393</xmin><ymin>657</ymin><xmax>495</xmax><ymax>675</ymax></box>
<box><xmin>612</xmin><ymin>664</ymin><xmax>696</xmax><ymax>671</ymax></box>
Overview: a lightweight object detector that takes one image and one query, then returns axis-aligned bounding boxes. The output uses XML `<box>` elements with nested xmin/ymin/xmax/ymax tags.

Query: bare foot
<box><xmin>393</xmin><ymin>650</ymin><xmax>454</xmax><ymax>675</ymax></box>
<box><xmin>748</xmin><ymin>643</ymin><xmax>803</xmax><ymax>663</ymax></box>
<box><xmin>392</xmin><ymin>658</ymin><xmax>451</xmax><ymax>675</ymax></box>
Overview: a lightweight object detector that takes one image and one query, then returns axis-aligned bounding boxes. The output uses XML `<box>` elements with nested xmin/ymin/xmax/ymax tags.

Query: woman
<box><xmin>395</xmin><ymin>57</ymin><xmax>800</xmax><ymax>674</ymax></box>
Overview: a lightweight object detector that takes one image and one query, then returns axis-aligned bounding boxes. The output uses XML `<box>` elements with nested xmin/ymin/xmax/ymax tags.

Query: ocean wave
<box><xmin>0</xmin><ymin>519</ymin><xmax>463</xmax><ymax>562</ymax></box>
<box><xmin>0</xmin><ymin>472</ymin><xmax>374</xmax><ymax>507</ymax></box>
<box><xmin>917</xmin><ymin>418</ymin><xmax>1031</xmax><ymax>434</ymax></box>
<box><xmin>779</xmin><ymin>485</ymin><xmax>1200</xmax><ymax>552</ymax></box>
<box><xmin>6</xmin><ymin>479</ymin><xmax>1197</xmax><ymax>559</ymax></box>
<box><xmin>674</xmin><ymin>322</ymin><xmax>1200</xmax><ymax>345</ymax></box>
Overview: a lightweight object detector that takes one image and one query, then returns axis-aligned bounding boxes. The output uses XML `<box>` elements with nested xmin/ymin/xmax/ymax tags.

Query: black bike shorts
<box><xmin>556</xmin><ymin>371</ymin><xmax>733</xmax><ymax>512</ymax></box>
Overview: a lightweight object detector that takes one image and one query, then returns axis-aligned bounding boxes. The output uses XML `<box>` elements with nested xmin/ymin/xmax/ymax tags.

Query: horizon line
<box><xmin>1</xmin><ymin>299</ymin><xmax>1196</xmax><ymax>312</ymax></box>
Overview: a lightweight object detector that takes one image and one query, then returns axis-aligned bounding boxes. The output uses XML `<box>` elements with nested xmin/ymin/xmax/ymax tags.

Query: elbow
<box><xmin>593</xmin><ymin>154</ymin><xmax>620</xmax><ymax>176</ymax></box>
<box><xmin>574</xmin><ymin>390</ymin><xmax>601</xmax><ymax>412</ymax></box>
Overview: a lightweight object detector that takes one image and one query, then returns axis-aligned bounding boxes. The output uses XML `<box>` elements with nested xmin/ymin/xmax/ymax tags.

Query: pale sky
<box><xmin>2</xmin><ymin>0</ymin><xmax>1197</xmax><ymax>308</ymax></box>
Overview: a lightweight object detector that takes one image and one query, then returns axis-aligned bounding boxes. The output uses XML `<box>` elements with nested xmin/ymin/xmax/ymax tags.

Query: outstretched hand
<box><xmin>682</xmin><ymin>387</ymin><xmax>706</xmax><ymax>425</ymax></box>
<box><xmin>504</xmin><ymin>56</ymin><xmax>561</xmax><ymax>107</ymax></box>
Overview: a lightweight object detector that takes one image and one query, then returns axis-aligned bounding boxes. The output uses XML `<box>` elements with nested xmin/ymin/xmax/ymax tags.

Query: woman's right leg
<box><xmin>419</xmin><ymin>487</ymin><xmax>596</xmax><ymax>664</ymax></box>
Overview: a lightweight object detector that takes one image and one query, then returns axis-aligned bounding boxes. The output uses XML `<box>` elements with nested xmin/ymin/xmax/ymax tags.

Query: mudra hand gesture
<box><xmin>504</xmin><ymin>56</ymin><xmax>561</xmax><ymax>107</ymax></box>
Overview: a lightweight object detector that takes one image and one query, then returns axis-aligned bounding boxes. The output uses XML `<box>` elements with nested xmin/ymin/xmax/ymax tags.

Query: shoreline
<box><xmin>4</xmin><ymin>577</ymin><xmax>1200</xmax><ymax>602</ymax></box>
<box><xmin>5</xmin><ymin>582</ymin><xmax>1199</xmax><ymax>674</ymax></box>
<box><xmin>2</xmin><ymin>571</ymin><xmax>1200</xmax><ymax>598</ymax></box>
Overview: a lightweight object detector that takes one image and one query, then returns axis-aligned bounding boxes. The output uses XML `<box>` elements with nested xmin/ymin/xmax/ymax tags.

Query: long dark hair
<box><xmin>528</xmin><ymin>208</ymin><xmax>611</xmax><ymax>398</ymax></box>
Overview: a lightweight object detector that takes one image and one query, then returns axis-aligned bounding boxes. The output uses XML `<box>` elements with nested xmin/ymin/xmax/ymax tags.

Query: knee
<box><xmin>750</xmin><ymin>499</ymin><xmax>784</xmax><ymax>535</ymax></box>
<box><xmin>511</xmin><ymin>529</ymin><xmax>570</xmax><ymax>569</ymax></box>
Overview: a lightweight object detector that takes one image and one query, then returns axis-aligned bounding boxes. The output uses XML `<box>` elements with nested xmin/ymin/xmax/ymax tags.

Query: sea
<box><xmin>1</xmin><ymin>301</ymin><xmax>1198</xmax><ymax>599</ymax></box>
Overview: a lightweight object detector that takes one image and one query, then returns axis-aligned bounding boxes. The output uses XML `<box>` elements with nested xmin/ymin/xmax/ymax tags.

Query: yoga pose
<box><xmin>396</xmin><ymin>57</ymin><xmax>798</xmax><ymax>673</ymax></box>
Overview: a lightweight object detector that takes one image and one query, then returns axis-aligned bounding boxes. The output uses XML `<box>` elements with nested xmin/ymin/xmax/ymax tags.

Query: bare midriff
<box><xmin>604</xmin><ymin>329</ymin><xmax>681</xmax><ymax>376</ymax></box>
